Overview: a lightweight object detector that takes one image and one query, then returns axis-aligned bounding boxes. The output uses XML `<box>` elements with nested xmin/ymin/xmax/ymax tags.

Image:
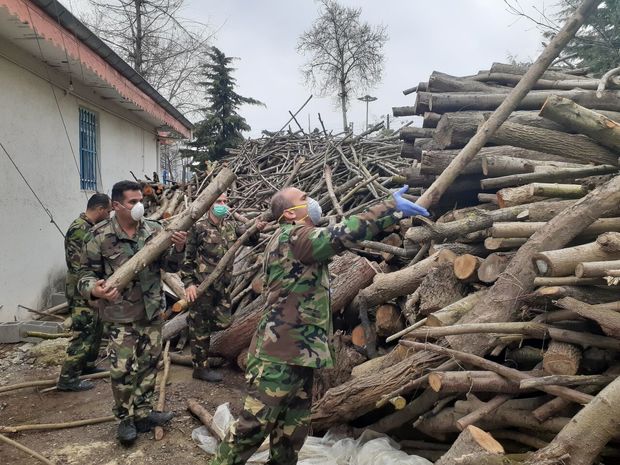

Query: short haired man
<box><xmin>211</xmin><ymin>185</ymin><xmax>428</xmax><ymax>465</ymax></box>
<box><xmin>181</xmin><ymin>192</ymin><xmax>265</xmax><ymax>382</ymax></box>
<box><xmin>57</xmin><ymin>193</ymin><xmax>111</xmax><ymax>392</ymax></box>
<box><xmin>78</xmin><ymin>180</ymin><xmax>187</xmax><ymax>446</ymax></box>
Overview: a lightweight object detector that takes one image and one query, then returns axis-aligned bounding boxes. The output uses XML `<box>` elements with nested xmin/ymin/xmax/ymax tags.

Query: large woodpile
<box><xmin>134</xmin><ymin>61</ymin><xmax>620</xmax><ymax>464</ymax></box>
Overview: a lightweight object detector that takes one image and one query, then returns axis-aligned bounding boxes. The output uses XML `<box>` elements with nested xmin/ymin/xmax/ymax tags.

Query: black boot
<box><xmin>134</xmin><ymin>411</ymin><xmax>175</xmax><ymax>433</ymax></box>
<box><xmin>117</xmin><ymin>418</ymin><xmax>137</xmax><ymax>446</ymax></box>
<box><xmin>192</xmin><ymin>367</ymin><xmax>223</xmax><ymax>382</ymax></box>
<box><xmin>82</xmin><ymin>366</ymin><xmax>107</xmax><ymax>375</ymax></box>
<box><xmin>57</xmin><ymin>380</ymin><xmax>95</xmax><ymax>392</ymax></box>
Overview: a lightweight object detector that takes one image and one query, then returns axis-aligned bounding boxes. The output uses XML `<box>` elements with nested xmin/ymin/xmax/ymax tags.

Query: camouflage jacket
<box><xmin>65</xmin><ymin>213</ymin><xmax>95</xmax><ymax>307</ymax></box>
<box><xmin>180</xmin><ymin>216</ymin><xmax>257</xmax><ymax>288</ymax></box>
<box><xmin>249</xmin><ymin>201</ymin><xmax>404</xmax><ymax>369</ymax></box>
<box><xmin>77</xmin><ymin>216</ymin><xmax>184</xmax><ymax>323</ymax></box>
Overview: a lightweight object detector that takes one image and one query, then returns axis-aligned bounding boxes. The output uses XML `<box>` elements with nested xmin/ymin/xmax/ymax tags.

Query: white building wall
<box><xmin>0</xmin><ymin>41</ymin><xmax>159</xmax><ymax>322</ymax></box>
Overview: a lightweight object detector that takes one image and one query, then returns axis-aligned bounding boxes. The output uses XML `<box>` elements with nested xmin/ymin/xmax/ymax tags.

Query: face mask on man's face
<box><xmin>118</xmin><ymin>201</ymin><xmax>144</xmax><ymax>221</ymax></box>
<box><xmin>212</xmin><ymin>204</ymin><xmax>229</xmax><ymax>218</ymax></box>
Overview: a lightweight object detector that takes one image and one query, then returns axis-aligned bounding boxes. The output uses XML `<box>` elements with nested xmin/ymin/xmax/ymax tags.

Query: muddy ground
<box><xmin>0</xmin><ymin>342</ymin><xmax>246</xmax><ymax>465</ymax></box>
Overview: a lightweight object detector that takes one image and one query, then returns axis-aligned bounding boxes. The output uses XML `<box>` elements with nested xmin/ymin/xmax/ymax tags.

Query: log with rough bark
<box><xmin>524</xmin><ymin>375</ymin><xmax>620</xmax><ymax>465</ymax></box>
<box><xmin>420</xmin><ymin>150</ymin><xmax>483</xmax><ymax>175</ymax></box>
<box><xmin>351</xmin><ymin>324</ymin><xmax>369</xmax><ymax>348</ymax></box>
<box><xmin>417</xmin><ymin>263</ymin><xmax>468</xmax><ymax>315</ymax></box>
<box><xmin>374</xmin><ymin>304</ymin><xmax>404</xmax><ymax>337</ymax></box>
<box><xmin>350</xmin><ymin>343</ymin><xmax>411</xmax><ymax>378</ymax></box>
<box><xmin>543</xmin><ymin>341</ymin><xmax>582</xmax><ymax>376</ymax></box>
<box><xmin>520</xmin><ymin>374</ymin><xmax>615</xmax><ymax>390</ymax></box>
<box><xmin>106</xmin><ymin>168</ymin><xmax>235</xmax><ymax>292</ymax></box>
<box><xmin>481</xmin><ymin>165</ymin><xmax>617</xmax><ymax>190</ymax></box>
<box><xmin>477</xmin><ymin>252</ymin><xmax>516</xmax><ymax>283</ymax></box>
<box><xmin>539</xmin><ymin>94</ymin><xmax>620</xmax><ymax>152</ymax></box>
<box><xmin>426</xmin><ymin>290</ymin><xmax>489</xmax><ymax>327</ymax></box>
<box><xmin>428</xmin><ymin>71</ymin><xmax>509</xmax><ymax>94</ymax></box>
<box><xmin>482</xmin><ymin>155</ymin><xmax>584</xmax><ymax>177</ymax></box>
<box><xmin>328</xmin><ymin>252</ymin><xmax>381</xmax><ymax>313</ymax></box>
<box><xmin>399</xmin><ymin>126</ymin><xmax>437</xmax><ymax>142</ymax></box>
<box><xmin>487</xmin><ymin>121</ymin><xmax>619</xmax><ymax>165</ymax></box>
<box><xmin>435</xmin><ymin>425</ymin><xmax>504</xmax><ymax>465</ymax></box>
<box><xmin>533</xmin><ymin>285</ymin><xmax>620</xmax><ymax>304</ymax></box>
<box><xmin>533</xmin><ymin>232</ymin><xmax>620</xmax><ymax>277</ymax></box>
<box><xmin>556</xmin><ymin>296</ymin><xmax>620</xmax><ymax>338</ymax></box>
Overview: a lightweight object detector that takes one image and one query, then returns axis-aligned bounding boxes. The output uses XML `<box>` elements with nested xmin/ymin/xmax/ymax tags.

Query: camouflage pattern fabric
<box><xmin>181</xmin><ymin>216</ymin><xmax>256</xmax><ymax>368</ymax></box>
<box><xmin>58</xmin><ymin>306</ymin><xmax>104</xmax><ymax>386</ymax></box>
<box><xmin>107</xmin><ymin>319</ymin><xmax>162</xmax><ymax>420</ymax></box>
<box><xmin>210</xmin><ymin>354</ymin><xmax>313</xmax><ymax>465</ymax></box>
<box><xmin>77</xmin><ymin>216</ymin><xmax>184</xmax><ymax>322</ymax></box>
<box><xmin>249</xmin><ymin>201</ymin><xmax>403</xmax><ymax>369</ymax></box>
<box><xmin>65</xmin><ymin>213</ymin><xmax>94</xmax><ymax>308</ymax></box>
<box><xmin>188</xmin><ymin>284</ymin><xmax>232</xmax><ymax>369</ymax></box>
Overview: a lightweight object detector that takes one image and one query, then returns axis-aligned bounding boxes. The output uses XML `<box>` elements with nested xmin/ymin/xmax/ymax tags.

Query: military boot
<box><xmin>82</xmin><ymin>366</ymin><xmax>107</xmax><ymax>375</ymax></box>
<box><xmin>134</xmin><ymin>411</ymin><xmax>175</xmax><ymax>433</ymax></box>
<box><xmin>57</xmin><ymin>380</ymin><xmax>95</xmax><ymax>392</ymax></box>
<box><xmin>192</xmin><ymin>367</ymin><xmax>223</xmax><ymax>382</ymax></box>
<box><xmin>117</xmin><ymin>418</ymin><xmax>137</xmax><ymax>446</ymax></box>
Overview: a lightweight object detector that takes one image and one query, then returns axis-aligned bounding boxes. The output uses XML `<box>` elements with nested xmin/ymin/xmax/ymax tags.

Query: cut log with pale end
<box><xmin>161</xmin><ymin>272</ymin><xmax>186</xmax><ymax>300</ymax></box>
<box><xmin>576</xmin><ymin>259</ymin><xmax>620</xmax><ymax>278</ymax></box>
<box><xmin>556</xmin><ymin>296</ymin><xmax>620</xmax><ymax>338</ymax></box>
<box><xmin>484</xmin><ymin>237</ymin><xmax>527</xmax><ymax>251</ymax></box>
<box><xmin>533</xmin><ymin>232</ymin><xmax>620</xmax><ymax>277</ymax></box>
<box><xmin>107</xmin><ymin>168</ymin><xmax>235</xmax><ymax>292</ymax></box>
<box><xmin>543</xmin><ymin>341</ymin><xmax>582</xmax><ymax>376</ymax></box>
<box><xmin>427</xmin><ymin>290</ymin><xmax>489</xmax><ymax>327</ymax></box>
<box><xmin>533</xmin><ymin>285</ymin><xmax>620</xmax><ymax>304</ymax></box>
<box><xmin>478</xmin><ymin>252</ymin><xmax>514</xmax><ymax>284</ymax></box>
<box><xmin>351</xmin><ymin>325</ymin><xmax>368</xmax><ymax>348</ymax></box>
<box><xmin>497</xmin><ymin>183</ymin><xmax>586</xmax><ymax>208</ymax></box>
<box><xmin>539</xmin><ymin>94</ymin><xmax>620</xmax><ymax>152</ymax></box>
<box><xmin>418</xmin><ymin>263</ymin><xmax>468</xmax><ymax>315</ymax></box>
<box><xmin>453</xmin><ymin>254</ymin><xmax>484</xmax><ymax>282</ymax></box>
<box><xmin>435</xmin><ymin>425</ymin><xmax>504</xmax><ymax>465</ymax></box>
<box><xmin>236</xmin><ymin>348</ymin><xmax>249</xmax><ymax>372</ymax></box>
<box><xmin>375</xmin><ymin>304</ymin><xmax>405</xmax><ymax>337</ymax></box>
<box><xmin>428</xmin><ymin>371</ymin><xmax>523</xmax><ymax>394</ymax></box>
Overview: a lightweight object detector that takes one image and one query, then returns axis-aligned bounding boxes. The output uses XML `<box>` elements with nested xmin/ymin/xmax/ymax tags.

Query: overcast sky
<box><xmin>68</xmin><ymin>0</ymin><xmax>558</xmax><ymax>136</ymax></box>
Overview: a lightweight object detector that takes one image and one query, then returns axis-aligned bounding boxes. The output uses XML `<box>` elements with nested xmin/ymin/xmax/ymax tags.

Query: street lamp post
<box><xmin>358</xmin><ymin>95</ymin><xmax>377</xmax><ymax>130</ymax></box>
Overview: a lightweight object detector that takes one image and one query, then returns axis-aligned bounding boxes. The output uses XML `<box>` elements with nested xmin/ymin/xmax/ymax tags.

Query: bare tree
<box><xmin>297</xmin><ymin>0</ymin><xmax>388</xmax><ymax>131</ymax></box>
<box><xmin>81</xmin><ymin>0</ymin><xmax>212</xmax><ymax>120</ymax></box>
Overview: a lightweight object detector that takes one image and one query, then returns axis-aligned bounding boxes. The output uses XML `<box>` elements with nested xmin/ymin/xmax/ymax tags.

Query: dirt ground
<box><xmin>0</xmin><ymin>343</ymin><xmax>246</xmax><ymax>465</ymax></box>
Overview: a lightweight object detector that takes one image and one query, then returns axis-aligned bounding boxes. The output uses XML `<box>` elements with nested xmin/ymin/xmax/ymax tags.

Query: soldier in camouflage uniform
<box><xmin>57</xmin><ymin>193</ymin><xmax>112</xmax><ymax>392</ymax></box>
<box><xmin>77</xmin><ymin>180</ymin><xmax>187</xmax><ymax>446</ymax></box>
<box><xmin>181</xmin><ymin>192</ymin><xmax>264</xmax><ymax>382</ymax></box>
<box><xmin>211</xmin><ymin>185</ymin><xmax>429</xmax><ymax>465</ymax></box>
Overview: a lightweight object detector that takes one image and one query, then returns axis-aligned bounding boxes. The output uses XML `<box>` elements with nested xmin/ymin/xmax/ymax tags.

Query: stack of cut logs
<box><xmin>139</xmin><ymin>62</ymin><xmax>620</xmax><ymax>465</ymax></box>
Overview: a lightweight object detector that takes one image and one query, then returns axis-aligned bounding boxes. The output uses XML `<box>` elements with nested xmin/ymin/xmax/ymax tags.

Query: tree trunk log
<box><xmin>576</xmin><ymin>259</ymin><xmax>620</xmax><ymax>278</ymax></box>
<box><xmin>540</xmin><ymin>94</ymin><xmax>620</xmax><ymax>152</ymax></box>
<box><xmin>487</xmin><ymin>121</ymin><xmax>618</xmax><ymax>166</ymax></box>
<box><xmin>482</xmin><ymin>155</ymin><xmax>584</xmax><ymax>177</ymax></box>
<box><xmin>533</xmin><ymin>285</ymin><xmax>620</xmax><ymax>304</ymax></box>
<box><xmin>374</xmin><ymin>304</ymin><xmax>405</xmax><ymax>337</ymax></box>
<box><xmin>428</xmin><ymin>370</ymin><xmax>524</xmax><ymax>394</ymax></box>
<box><xmin>453</xmin><ymin>254</ymin><xmax>484</xmax><ymax>281</ymax></box>
<box><xmin>417</xmin><ymin>263</ymin><xmax>468</xmax><ymax>315</ymax></box>
<box><xmin>107</xmin><ymin>168</ymin><xmax>235</xmax><ymax>292</ymax></box>
<box><xmin>435</xmin><ymin>425</ymin><xmax>504</xmax><ymax>465</ymax></box>
<box><xmin>329</xmin><ymin>252</ymin><xmax>380</xmax><ymax>313</ymax></box>
<box><xmin>543</xmin><ymin>341</ymin><xmax>582</xmax><ymax>375</ymax></box>
<box><xmin>481</xmin><ymin>165</ymin><xmax>617</xmax><ymax>190</ymax></box>
<box><xmin>533</xmin><ymin>232</ymin><xmax>620</xmax><ymax>277</ymax></box>
<box><xmin>477</xmin><ymin>252</ymin><xmax>516</xmax><ymax>283</ymax></box>
<box><xmin>351</xmin><ymin>343</ymin><xmax>410</xmax><ymax>378</ymax></box>
<box><xmin>492</xmin><ymin>218</ymin><xmax>620</xmax><ymax>239</ymax></box>
<box><xmin>426</xmin><ymin>290</ymin><xmax>489</xmax><ymax>327</ymax></box>
<box><xmin>556</xmin><ymin>296</ymin><xmax>620</xmax><ymax>338</ymax></box>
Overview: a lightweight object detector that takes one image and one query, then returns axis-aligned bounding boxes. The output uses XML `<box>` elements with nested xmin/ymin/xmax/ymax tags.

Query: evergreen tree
<box><xmin>546</xmin><ymin>0</ymin><xmax>620</xmax><ymax>74</ymax></box>
<box><xmin>189</xmin><ymin>47</ymin><xmax>263</xmax><ymax>166</ymax></box>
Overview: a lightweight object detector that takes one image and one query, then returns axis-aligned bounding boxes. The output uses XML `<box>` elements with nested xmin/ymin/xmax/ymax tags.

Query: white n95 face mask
<box><xmin>130</xmin><ymin>202</ymin><xmax>145</xmax><ymax>221</ymax></box>
<box><xmin>306</xmin><ymin>197</ymin><xmax>322</xmax><ymax>225</ymax></box>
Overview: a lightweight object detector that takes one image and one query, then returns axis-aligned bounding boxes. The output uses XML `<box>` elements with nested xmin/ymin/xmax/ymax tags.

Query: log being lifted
<box><xmin>533</xmin><ymin>232</ymin><xmax>620</xmax><ymax>277</ymax></box>
<box><xmin>486</xmin><ymin>121</ymin><xmax>619</xmax><ymax>166</ymax></box>
<box><xmin>539</xmin><ymin>94</ymin><xmax>620</xmax><ymax>152</ymax></box>
<box><xmin>107</xmin><ymin>168</ymin><xmax>235</xmax><ymax>292</ymax></box>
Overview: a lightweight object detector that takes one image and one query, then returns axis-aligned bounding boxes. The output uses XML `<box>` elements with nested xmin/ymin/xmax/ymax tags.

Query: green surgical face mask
<box><xmin>212</xmin><ymin>204</ymin><xmax>229</xmax><ymax>218</ymax></box>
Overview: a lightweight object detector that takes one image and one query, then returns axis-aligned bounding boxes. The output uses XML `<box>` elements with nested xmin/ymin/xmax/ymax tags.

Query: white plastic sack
<box><xmin>191</xmin><ymin>403</ymin><xmax>432</xmax><ymax>465</ymax></box>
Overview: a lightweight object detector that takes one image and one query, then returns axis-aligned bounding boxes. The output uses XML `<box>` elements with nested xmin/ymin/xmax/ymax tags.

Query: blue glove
<box><xmin>392</xmin><ymin>185</ymin><xmax>430</xmax><ymax>217</ymax></box>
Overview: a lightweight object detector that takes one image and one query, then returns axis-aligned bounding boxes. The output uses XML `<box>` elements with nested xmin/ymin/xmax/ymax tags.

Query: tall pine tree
<box><xmin>189</xmin><ymin>47</ymin><xmax>263</xmax><ymax>167</ymax></box>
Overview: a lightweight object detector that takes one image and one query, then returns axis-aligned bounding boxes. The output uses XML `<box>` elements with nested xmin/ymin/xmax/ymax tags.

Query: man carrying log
<box><xmin>181</xmin><ymin>192</ymin><xmax>265</xmax><ymax>382</ymax></box>
<box><xmin>77</xmin><ymin>180</ymin><xmax>187</xmax><ymax>446</ymax></box>
<box><xmin>57</xmin><ymin>193</ymin><xmax>112</xmax><ymax>392</ymax></box>
<box><xmin>210</xmin><ymin>185</ymin><xmax>429</xmax><ymax>465</ymax></box>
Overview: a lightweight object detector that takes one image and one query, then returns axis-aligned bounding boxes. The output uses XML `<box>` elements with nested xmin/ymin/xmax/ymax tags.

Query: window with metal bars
<box><xmin>79</xmin><ymin>108</ymin><xmax>98</xmax><ymax>191</ymax></box>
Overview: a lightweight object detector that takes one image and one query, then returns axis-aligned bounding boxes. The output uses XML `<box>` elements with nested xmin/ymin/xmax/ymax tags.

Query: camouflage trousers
<box><xmin>210</xmin><ymin>355</ymin><xmax>314</xmax><ymax>465</ymax></box>
<box><xmin>188</xmin><ymin>287</ymin><xmax>231</xmax><ymax>369</ymax></box>
<box><xmin>58</xmin><ymin>305</ymin><xmax>103</xmax><ymax>386</ymax></box>
<box><xmin>107</xmin><ymin>319</ymin><xmax>162</xmax><ymax>420</ymax></box>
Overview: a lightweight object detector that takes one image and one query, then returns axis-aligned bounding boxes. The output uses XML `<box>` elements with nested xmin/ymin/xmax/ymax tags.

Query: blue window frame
<box><xmin>79</xmin><ymin>108</ymin><xmax>98</xmax><ymax>191</ymax></box>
